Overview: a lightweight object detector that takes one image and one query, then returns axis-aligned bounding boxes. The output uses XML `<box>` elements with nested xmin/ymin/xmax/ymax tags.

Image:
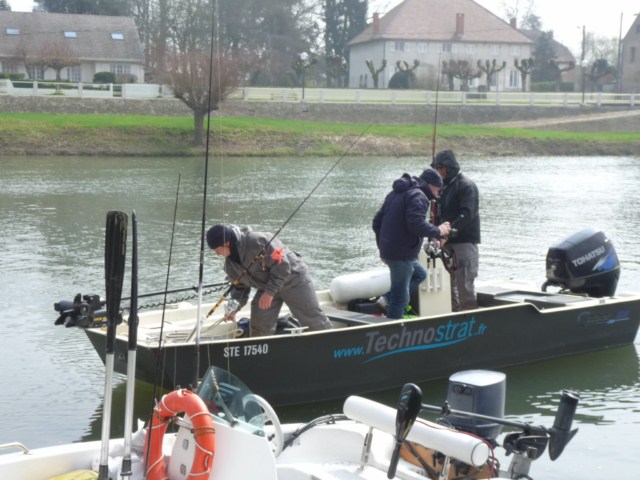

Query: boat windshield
<box><xmin>197</xmin><ymin>366</ymin><xmax>267</xmax><ymax>436</ymax></box>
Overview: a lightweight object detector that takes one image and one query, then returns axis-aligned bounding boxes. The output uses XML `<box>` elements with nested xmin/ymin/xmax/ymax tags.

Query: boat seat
<box><xmin>324</xmin><ymin>308</ymin><xmax>387</xmax><ymax>326</ymax></box>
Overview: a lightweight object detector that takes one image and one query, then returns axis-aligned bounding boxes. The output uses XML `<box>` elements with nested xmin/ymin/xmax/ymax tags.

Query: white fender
<box><xmin>343</xmin><ymin>396</ymin><xmax>489</xmax><ymax>467</ymax></box>
<box><xmin>329</xmin><ymin>269</ymin><xmax>390</xmax><ymax>304</ymax></box>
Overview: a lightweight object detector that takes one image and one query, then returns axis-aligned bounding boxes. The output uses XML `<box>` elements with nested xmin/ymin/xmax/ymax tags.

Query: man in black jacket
<box><xmin>432</xmin><ymin>150</ymin><xmax>481</xmax><ymax>311</ymax></box>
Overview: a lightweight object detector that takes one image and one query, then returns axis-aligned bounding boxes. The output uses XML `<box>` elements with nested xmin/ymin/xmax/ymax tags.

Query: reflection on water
<box><xmin>1</xmin><ymin>155</ymin><xmax>639</xmax><ymax>478</ymax></box>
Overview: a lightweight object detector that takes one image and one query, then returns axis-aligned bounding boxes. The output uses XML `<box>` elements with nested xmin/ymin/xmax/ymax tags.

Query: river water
<box><xmin>1</xmin><ymin>154</ymin><xmax>639</xmax><ymax>478</ymax></box>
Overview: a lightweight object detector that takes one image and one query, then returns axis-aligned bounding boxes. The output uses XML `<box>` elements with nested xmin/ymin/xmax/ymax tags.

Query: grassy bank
<box><xmin>1</xmin><ymin>112</ymin><xmax>639</xmax><ymax>157</ymax></box>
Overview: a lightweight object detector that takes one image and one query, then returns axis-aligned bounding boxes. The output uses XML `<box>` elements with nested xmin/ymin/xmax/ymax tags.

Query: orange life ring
<box><xmin>145</xmin><ymin>389</ymin><xmax>216</xmax><ymax>480</ymax></box>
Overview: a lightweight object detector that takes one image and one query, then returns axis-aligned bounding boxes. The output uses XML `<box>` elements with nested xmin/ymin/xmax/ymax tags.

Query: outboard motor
<box><xmin>444</xmin><ymin>370</ymin><xmax>505</xmax><ymax>442</ymax></box>
<box><xmin>543</xmin><ymin>228</ymin><xmax>620</xmax><ymax>297</ymax></box>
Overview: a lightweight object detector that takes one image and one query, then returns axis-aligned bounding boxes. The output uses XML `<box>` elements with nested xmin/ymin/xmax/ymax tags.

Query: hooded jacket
<box><xmin>434</xmin><ymin>152</ymin><xmax>481</xmax><ymax>244</ymax></box>
<box><xmin>372</xmin><ymin>173</ymin><xmax>442</xmax><ymax>261</ymax></box>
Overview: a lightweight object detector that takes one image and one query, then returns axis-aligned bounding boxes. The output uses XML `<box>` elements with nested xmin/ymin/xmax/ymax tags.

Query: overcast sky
<box><xmin>9</xmin><ymin>0</ymin><xmax>638</xmax><ymax>56</ymax></box>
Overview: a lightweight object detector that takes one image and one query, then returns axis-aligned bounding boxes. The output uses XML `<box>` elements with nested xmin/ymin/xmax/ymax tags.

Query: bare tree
<box><xmin>477</xmin><ymin>59</ymin><xmax>506</xmax><ymax>90</ymax></box>
<box><xmin>38</xmin><ymin>39</ymin><xmax>80</xmax><ymax>81</ymax></box>
<box><xmin>365</xmin><ymin>59</ymin><xmax>386</xmax><ymax>88</ymax></box>
<box><xmin>514</xmin><ymin>58</ymin><xmax>534</xmax><ymax>92</ymax></box>
<box><xmin>161</xmin><ymin>48</ymin><xmax>242</xmax><ymax>145</ymax></box>
<box><xmin>442</xmin><ymin>60</ymin><xmax>481</xmax><ymax>91</ymax></box>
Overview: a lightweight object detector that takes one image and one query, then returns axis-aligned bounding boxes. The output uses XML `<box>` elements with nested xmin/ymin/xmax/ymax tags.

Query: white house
<box><xmin>0</xmin><ymin>11</ymin><xmax>144</xmax><ymax>83</ymax></box>
<box><xmin>621</xmin><ymin>14</ymin><xmax>640</xmax><ymax>93</ymax></box>
<box><xmin>348</xmin><ymin>0</ymin><xmax>534</xmax><ymax>91</ymax></box>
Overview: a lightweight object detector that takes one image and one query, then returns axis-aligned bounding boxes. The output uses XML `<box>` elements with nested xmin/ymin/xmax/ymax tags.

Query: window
<box><xmin>111</xmin><ymin>32</ymin><xmax>124</xmax><ymax>40</ymax></box>
<box><xmin>27</xmin><ymin>66</ymin><xmax>45</xmax><ymax>80</ymax></box>
<box><xmin>442</xmin><ymin>43</ymin><xmax>452</xmax><ymax>53</ymax></box>
<box><xmin>465</xmin><ymin>44</ymin><xmax>476</xmax><ymax>55</ymax></box>
<box><xmin>417</xmin><ymin>42</ymin><xmax>427</xmax><ymax>53</ymax></box>
<box><xmin>110</xmin><ymin>64</ymin><xmax>131</xmax><ymax>75</ymax></box>
<box><xmin>490</xmin><ymin>44</ymin><xmax>499</xmax><ymax>55</ymax></box>
<box><xmin>631</xmin><ymin>47</ymin><xmax>636</xmax><ymax>63</ymax></box>
<box><xmin>2</xmin><ymin>62</ymin><xmax>19</xmax><ymax>74</ymax></box>
<box><xmin>509</xmin><ymin>70</ymin><xmax>519</xmax><ymax>88</ymax></box>
<box><xmin>510</xmin><ymin>45</ymin><xmax>521</xmax><ymax>56</ymax></box>
<box><xmin>66</xmin><ymin>65</ymin><xmax>81</xmax><ymax>82</ymax></box>
<box><xmin>64</xmin><ymin>31</ymin><xmax>77</xmax><ymax>38</ymax></box>
<box><xmin>393</xmin><ymin>41</ymin><xmax>405</xmax><ymax>52</ymax></box>
<box><xmin>5</xmin><ymin>28</ymin><xmax>20</xmax><ymax>35</ymax></box>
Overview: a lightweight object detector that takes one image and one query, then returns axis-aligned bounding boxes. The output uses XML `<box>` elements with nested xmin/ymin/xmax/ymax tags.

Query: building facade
<box><xmin>0</xmin><ymin>11</ymin><xmax>144</xmax><ymax>83</ymax></box>
<box><xmin>348</xmin><ymin>0</ymin><xmax>534</xmax><ymax>91</ymax></box>
<box><xmin>621</xmin><ymin>14</ymin><xmax>640</xmax><ymax>93</ymax></box>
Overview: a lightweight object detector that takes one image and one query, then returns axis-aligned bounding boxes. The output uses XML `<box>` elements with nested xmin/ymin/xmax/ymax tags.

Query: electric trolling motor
<box><xmin>54</xmin><ymin>293</ymin><xmax>111</xmax><ymax>327</ymax></box>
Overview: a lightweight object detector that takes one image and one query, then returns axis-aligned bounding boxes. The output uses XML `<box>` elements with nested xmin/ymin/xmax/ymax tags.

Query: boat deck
<box><xmin>477</xmin><ymin>285</ymin><xmax>598</xmax><ymax>310</ymax></box>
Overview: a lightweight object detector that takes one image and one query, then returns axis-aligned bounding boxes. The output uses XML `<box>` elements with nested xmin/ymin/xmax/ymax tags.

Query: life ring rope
<box><xmin>145</xmin><ymin>389</ymin><xmax>216</xmax><ymax>480</ymax></box>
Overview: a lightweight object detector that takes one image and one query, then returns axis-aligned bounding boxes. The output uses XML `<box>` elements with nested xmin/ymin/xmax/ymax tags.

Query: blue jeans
<box><xmin>385</xmin><ymin>259</ymin><xmax>427</xmax><ymax>319</ymax></box>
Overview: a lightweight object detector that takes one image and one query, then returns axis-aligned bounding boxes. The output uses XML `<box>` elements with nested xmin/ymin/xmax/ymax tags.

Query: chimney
<box><xmin>456</xmin><ymin>13</ymin><xmax>465</xmax><ymax>36</ymax></box>
<box><xmin>373</xmin><ymin>13</ymin><xmax>380</xmax><ymax>35</ymax></box>
<box><xmin>510</xmin><ymin>18</ymin><xmax>517</xmax><ymax>28</ymax></box>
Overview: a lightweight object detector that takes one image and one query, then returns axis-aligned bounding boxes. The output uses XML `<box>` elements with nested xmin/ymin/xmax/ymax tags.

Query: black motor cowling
<box><xmin>543</xmin><ymin>228</ymin><xmax>620</xmax><ymax>297</ymax></box>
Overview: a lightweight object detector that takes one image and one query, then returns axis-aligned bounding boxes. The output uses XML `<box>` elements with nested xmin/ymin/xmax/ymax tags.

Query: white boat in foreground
<box><xmin>0</xmin><ymin>366</ymin><xmax>579</xmax><ymax>480</ymax></box>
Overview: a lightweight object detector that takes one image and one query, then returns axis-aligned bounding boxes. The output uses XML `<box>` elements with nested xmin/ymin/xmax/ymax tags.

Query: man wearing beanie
<box><xmin>372</xmin><ymin>169</ymin><xmax>450</xmax><ymax>319</ymax></box>
<box><xmin>432</xmin><ymin>149</ymin><xmax>481</xmax><ymax>311</ymax></box>
<box><xmin>206</xmin><ymin>224</ymin><xmax>332</xmax><ymax>336</ymax></box>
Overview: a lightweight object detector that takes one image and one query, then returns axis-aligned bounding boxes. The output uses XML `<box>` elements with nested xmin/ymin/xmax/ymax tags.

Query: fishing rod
<box><xmin>120</xmin><ymin>281</ymin><xmax>228</xmax><ymax>302</ymax></box>
<box><xmin>145</xmin><ymin>175</ymin><xmax>181</xmax><ymax>475</ymax></box>
<box><xmin>431</xmin><ymin>51</ymin><xmax>442</xmax><ymax>162</ymax></box>
<box><xmin>201</xmin><ymin>120</ymin><xmax>374</xmax><ymax>321</ymax></box>
<box><xmin>192</xmin><ymin>0</ymin><xmax>222</xmax><ymax>389</ymax></box>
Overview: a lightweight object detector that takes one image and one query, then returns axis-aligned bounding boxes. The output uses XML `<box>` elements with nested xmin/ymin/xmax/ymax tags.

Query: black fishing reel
<box><xmin>54</xmin><ymin>293</ymin><xmax>111</xmax><ymax>328</ymax></box>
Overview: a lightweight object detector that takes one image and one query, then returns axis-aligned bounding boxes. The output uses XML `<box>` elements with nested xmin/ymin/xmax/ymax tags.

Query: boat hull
<box><xmin>85</xmin><ymin>293</ymin><xmax>640</xmax><ymax>406</ymax></box>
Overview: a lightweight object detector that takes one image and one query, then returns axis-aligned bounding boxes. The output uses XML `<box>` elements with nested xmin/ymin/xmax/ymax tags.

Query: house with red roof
<box><xmin>348</xmin><ymin>0</ymin><xmax>534</xmax><ymax>91</ymax></box>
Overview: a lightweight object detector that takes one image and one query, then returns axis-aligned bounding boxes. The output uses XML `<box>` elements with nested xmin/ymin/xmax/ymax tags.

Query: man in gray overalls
<box><xmin>206</xmin><ymin>224</ymin><xmax>333</xmax><ymax>337</ymax></box>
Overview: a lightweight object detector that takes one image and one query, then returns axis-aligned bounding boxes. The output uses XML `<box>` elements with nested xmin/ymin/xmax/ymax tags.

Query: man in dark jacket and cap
<box><xmin>206</xmin><ymin>224</ymin><xmax>332</xmax><ymax>336</ymax></box>
<box><xmin>372</xmin><ymin>169</ymin><xmax>451</xmax><ymax>319</ymax></box>
<box><xmin>432</xmin><ymin>149</ymin><xmax>481</xmax><ymax>311</ymax></box>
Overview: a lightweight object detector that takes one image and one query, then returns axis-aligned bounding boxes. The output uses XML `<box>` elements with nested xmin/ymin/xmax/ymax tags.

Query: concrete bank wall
<box><xmin>0</xmin><ymin>94</ymin><xmax>620</xmax><ymax>124</ymax></box>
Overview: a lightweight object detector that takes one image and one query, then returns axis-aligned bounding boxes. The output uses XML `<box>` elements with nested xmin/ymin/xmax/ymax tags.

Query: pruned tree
<box><xmin>365</xmin><ymin>59</ymin><xmax>386</xmax><ymax>88</ymax></box>
<box><xmin>585</xmin><ymin>59</ymin><xmax>612</xmax><ymax>92</ymax></box>
<box><xmin>161</xmin><ymin>49</ymin><xmax>243</xmax><ymax>145</ymax></box>
<box><xmin>325</xmin><ymin>51</ymin><xmax>348</xmax><ymax>88</ymax></box>
<box><xmin>514</xmin><ymin>58</ymin><xmax>534</xmax><ymax>92</ymax></box>
<box><xmin>388</xmin><ymin>60</ymin><xmax>420</xmax><ymax>89</ymax></box>
<box><xmin>547</xmin><ymin>59</ymin><xmax>575</xmax><ymax>91</ymax></box>
<box><xmin>442</xmin><ymin>60</ymin><xmax>481</xmax><ymax>91</ymax></box>
<box><xmin>291</xmin><ymin>52</ymin><xmax>318</xmax><ymax>87</ymax></box>
<box><xmin>477</xmin><ymin>59</ymin><xmax>506</xmax><ymax>89</ymax></box>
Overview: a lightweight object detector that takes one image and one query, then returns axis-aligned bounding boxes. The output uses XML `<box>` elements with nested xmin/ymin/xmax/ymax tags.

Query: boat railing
<box><xmin>0</xmin><ymin>442</ymin><xmax>30</xmax><ymax>455</ymax></box>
